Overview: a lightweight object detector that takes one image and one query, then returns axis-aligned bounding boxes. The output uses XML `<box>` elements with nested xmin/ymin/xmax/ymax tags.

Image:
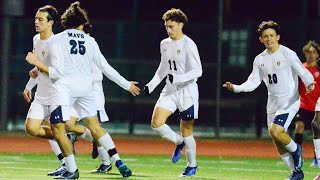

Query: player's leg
<box><xmin>49</xmin><ymin>105</ymin><xmax>79</xmax><ymax>179</ymax></box>
<box><xmin>179</xmin><ymin>119</ymin><xmax>197</xmax><ymax>177</ymax></box>
<box><xmin>151</xmin><ymin>95</ymin><xmax>183</xmax><ymax>149</ymax></box>
<box><xmin>25</xmin><ymin>101</ymin><xmax>54</xmax><ymax>139</ymax></box>
<box><xmin>296</xmin><ymin>109</ymin><xmax>317</xmax><ymax>167</ymax></box>
<box><xmin>294</xmin><ymin>110</ymin><xmax>305</xmax><ymax>145</ymax></box>
<box><xmin>267</xmin><ymin>113</ymin><xmax>304</xmax><ymax>180</ymax></box>
<box><xmin>178</xmin><ymin>86</ymin><xmax>198</xmax><ymax>177</ymax></box>
<box><xmin>268</xmin><ymin>105</ymin><xmax>304</xmax><ymax>177</ymax></box>
<box><xmin>77</xmin><ymin>95</ymin><xmax>131</xmax><ymax>177</ymax></box>
<box><xmin>91</xmin><ymin>110</ymin><xmax>112</xmax><ymax>173</ymax></box>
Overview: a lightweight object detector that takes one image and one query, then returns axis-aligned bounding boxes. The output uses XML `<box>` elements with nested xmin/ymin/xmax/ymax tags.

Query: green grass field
<box><xmin>0</xmin><ymin>153</ymin><xmax>319</xmax><ymax>180</ymax></box>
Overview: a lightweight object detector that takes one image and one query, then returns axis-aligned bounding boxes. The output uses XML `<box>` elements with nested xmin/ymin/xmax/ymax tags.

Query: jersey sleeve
<box><xmin>96</xmin><ymin>53</ymin><xmax>131</xmax><ymax>91</ymax></box>
<box><xmin>146</xmin><ymin>46</ymin><xmax>168</xmax><ymax>93</ymax></box>
<box><xmin>48</xmin><ymin>38</ymin><xmax>65</xmax><ymax>80</ymax></box>
<box><xmin>289</xmin><ymin>51</ymin><xmax>314</xmax><ymax>87</ymax></box>
<box><xmin>173</xmin><ymin>42</ymin><xmax>202</xmax><ymax>84</ymax></box>
<box><xmin>90</xmin><ymin>40</ymin><xmax>130</xmax><ymax>90</ymax></box>
<box><xmin>233</xmin><ymin>59</ymin><xmax>262</xmax><ymax>93</ymax></box>
<box><xmin>25</xmin><ymin>77</ymin><xmax>37</xmax><ymax>90</ymax></box>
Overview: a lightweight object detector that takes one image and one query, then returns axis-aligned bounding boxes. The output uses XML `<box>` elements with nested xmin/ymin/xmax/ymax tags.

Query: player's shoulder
<box><xmin>254</xmin><ymin>50</ymin><xmax>267</xmax><ymax>61</ymax></box>
<box><xmin>160</xmin><ymin>37</ymin><xmax>171</xmax><ymax>45</ymax></box>
<box><xmin>279</xmin><ymin>45</ymin><xmax>297</xmax><ymax>57</ymax></box>
<box><xmin>182</xmin><ymin>35</ymin><xmax>197</xmax><ymax>47</ymax></box>
<box><xmin>33</xmin><ymin>34</ymin><xmax>40</xmax><ymax>42</ymax></box>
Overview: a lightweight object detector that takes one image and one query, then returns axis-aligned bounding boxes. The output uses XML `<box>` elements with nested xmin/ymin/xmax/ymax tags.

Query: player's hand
<box><xmin>23</xmin><ymin>88</ymin><xmax>32</xmax><ymax>103</ymax></box>
<box><xmin>29</xmin><ymin>67</ymin><xmax>38</xmax><ymax>79</ymax></box>
<box><xmin>128</xmin><ymin>81</ymin><xmax>141</xmax><ymax>96</ymax></box>
<box><xmin>143</xmin><ymin>86</ymin><xmax>150</xmax><ymax>96</ymax></box>
<box><xmin>167</xmin><ymin>74</ymin><xmax>173</xmax><ymax>83</ymax></box>
<box><xmin>306</xmin><ymin>81</ymin><xmax>316</xmax><ymax>94</ymax></box>
<box><xmin>25</xmin><ymin>52</ymin><xmax>39</xmax><ymax>65</ymax></box>
<box><xmin>223</xmin><ymin>82</ymin><xmax>234</xmax><ymax>91</ymax></box>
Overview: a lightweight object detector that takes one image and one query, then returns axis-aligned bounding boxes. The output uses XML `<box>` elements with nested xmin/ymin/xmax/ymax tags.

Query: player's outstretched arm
<box><xmin>223</xmin><ymin>82</ymin><xmax>235</xmax><ymax>92</ymax></box>
<box><xmin>128</xmin><ymin>81</ymin><xmax>141</xmax><ymax>96</ymax></box>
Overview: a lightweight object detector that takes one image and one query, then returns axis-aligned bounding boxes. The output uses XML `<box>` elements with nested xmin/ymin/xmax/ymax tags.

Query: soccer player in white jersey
<box><xmin>26</xmin><ymin>2</ymin><xmax>140</xmax><ymax>178</ymax></box>
<box><xmin>25</xmin><ymin>4</ymin><xmax>79</xmax><ymax>179</ymax></box>
<box><xmin>65</xmin><ymin>22</ymin><xmax>134</xmax><ymax>174</ymax></box>
<box><xmin>22</xmin><ymin>5</ymin><xmax>73</xmax><ymax>177</ymax></box>
<box><xmin>223</xmin><ymin>20</ymin><xmax>315</xmax><ymax>180</ymax></box>
<box><xmin>143</xmin><ymin>8</ymin><xmax>202</xmax><ymax>177</ymax></box>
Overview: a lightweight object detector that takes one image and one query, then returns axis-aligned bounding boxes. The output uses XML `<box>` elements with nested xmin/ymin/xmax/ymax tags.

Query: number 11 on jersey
<box><xmin>168</xmin><ymin>60</ymin><xmax>177</xmax><ymax>70</ymax></box>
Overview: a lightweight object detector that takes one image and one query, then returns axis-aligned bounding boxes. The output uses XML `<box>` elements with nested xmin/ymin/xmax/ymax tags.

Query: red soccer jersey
<box><xmin>299</xmin><ymin>62</ymin><xmax>320</xmax><ymax>111</ymax></box>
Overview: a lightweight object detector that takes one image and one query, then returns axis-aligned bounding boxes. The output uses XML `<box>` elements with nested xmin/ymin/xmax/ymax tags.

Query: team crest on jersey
<box><xmin>276</xmin><ymin>61</ymin><xmax>280</xmax><ymax>66</ymax></box>
<box><xmin>177</xmin><ymin>50</ymin><xmax>180</xmax><ymax>54</ymax></box>
<box><xmin>315</xmin><ymin>72</ymin><xmax>319</xmax><ymax>77</ymax></box>
<box><xmin>42</xmin><ymin>51</ymin><xmax>45</xmax><ymax>57</ymax></box>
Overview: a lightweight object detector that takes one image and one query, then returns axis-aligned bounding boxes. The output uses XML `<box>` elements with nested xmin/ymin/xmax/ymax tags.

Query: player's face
<box><xmin>305</xmin><ymin>46</ymin><xmax>319</xmax><ymax>63</ymax></box>
<box><xmin>259</xmin><ymin>28</ymin><xmax>280</xmax><ymax>51</ymax></box>
<box><xmin>164</xmin><ymin>20</ymin><xmax>183</xmax><ymax>40</ymax></box>
<box><xmin>34</xmin><ymin>11</ymin><xmax>52</xmax><ymax>33</ymax></box>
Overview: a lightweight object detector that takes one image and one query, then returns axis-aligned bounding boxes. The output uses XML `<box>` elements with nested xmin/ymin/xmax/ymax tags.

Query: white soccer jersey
<box><xmin>146</xmin><ymin>35</ymin><xmax>202</xmax><ymax>94</ymax></box>
<box><xmin>51</xmin><ymin>29</ymin><xmax>130</xmax><ymax>98</ymax></box>
<box><xmin>25</xmin><ymin>34</ymin><xmax>69</xmax><ymax>105</ymax></box>
<box><xmin>233</xmin><ymin>45</ymin><xmax>314</xmax><ymax>113</ymax></box>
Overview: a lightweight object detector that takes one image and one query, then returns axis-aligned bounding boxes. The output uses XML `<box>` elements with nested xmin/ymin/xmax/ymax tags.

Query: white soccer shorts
<box><xmin>71</xmin><ymin>94</ymin><xmax>98</xmax><ymax>119</ymax></box>
<box><xmin>267</xmin><ymin>100</ymin><xmax>299</xmax><ymax>131</ymax></box>
<box><xmin>155</xmin><ymin>83</ymin><xmax>199</xmax><ymax>120</ymax></box>
<box><xmin>27</xmin><ymin>100</ymin><xmax>70</xmax><ymax>123</ymax></box>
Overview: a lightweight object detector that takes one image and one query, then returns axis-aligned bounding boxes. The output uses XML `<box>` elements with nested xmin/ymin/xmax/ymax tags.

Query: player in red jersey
<box><xmin>293</xmin><ymin>40</ymin><xmax>320</xmax><ymax>168</ymax></box>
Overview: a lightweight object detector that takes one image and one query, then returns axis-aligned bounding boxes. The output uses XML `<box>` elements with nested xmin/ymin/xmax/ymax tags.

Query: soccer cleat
<box><xmin>286</xmin><ymin>170</ymin><xmax>304</xmax><ymax>180</ymax></box>
<box><xmin>115</xmin><ymin>160</ymin><xmax>132</xmax><ymax>177</ymax></box>
<box><xmin>91</xmin><ymin>163</ymin><xmax>112</xmax><ymax>173</ymax></box>
<box><xmin>91</xmin><ymin>142</ymin><xmax>99</xmax><ymax>159</ymax></box>
<box><xmin>67</xmin><ymin>133</ymin><xmax>77</xmax><ymax>155</ymax></box>
<box><xmin>172</xmin><ymin>142</ymin><xmax>185</xmax><ymax>163</ymax></box>
<box><xmin>179</xmin><ymin>166</ymin><xmax>197</xmax><ymax>177</ymax></box>
<box><xmin>54</xmin><ymin>169</ymin><xmax>79</xmax><ymax>179</ymax></box>
<box><xmin>310</xmin><ymin>158</ymin><xmax>319</xmax><ymax>168</ymax></box>
<box><xmin>47</xmin><ymin>165</ymin><xmax>67</xmax><ymax>176</ymax></box>
<box><xmin>292</xmin><ymin>144</ymin><xmax>303</xmax><ymax>171</ymax></box>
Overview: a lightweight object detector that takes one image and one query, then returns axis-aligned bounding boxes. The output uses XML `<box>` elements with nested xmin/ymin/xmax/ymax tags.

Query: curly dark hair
<box><xmin>61</xmin><ymin>1</ymin><xmax>88</xmax><ymax>29</ymax></box>
<box><xmin>162</xmin><ymin>8</ymin><xmax>188</xmax><ymax>24</ymax></box>
<box><xmin>257</xmin><ymin>20</ymin><xmax>280</xmax><ymax>37</ymax></box>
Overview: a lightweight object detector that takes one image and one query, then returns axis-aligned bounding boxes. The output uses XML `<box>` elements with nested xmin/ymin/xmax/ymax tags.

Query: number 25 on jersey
<box><xmin>69</xmin><ymin>40</ymin><xmax>86</xmax><ymax>55</ymax></box>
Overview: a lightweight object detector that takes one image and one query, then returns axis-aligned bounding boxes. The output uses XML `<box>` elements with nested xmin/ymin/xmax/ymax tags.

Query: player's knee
<box><xmin>268</xmin><ymin>127</ymin><xmax>282</xmax><ymax>140</ymax></box>
<box><xmin>295</xmin><ymin>121</ymin><xmax>305</xmax><ymax>132</ymax></box>
<box><xmin>312</xmin><ymin>119</ymin><xmax>320</xmax><ymax>131</ymax></box>
<box><xmin>25</xmin><ymin>124</ymin><xmax>39</xmax><ymax>136</ymax></box>
<box><xmin>181</xmin><ymin>128</ymin><xmax>192</xmax><ymax>137</ymax></box>
<box><xmin>65</xmin><ymin>124</ymin><xmax>74</xmax><ymax>132</ymax></box>
<box><xmin>151</xmin><ymin>117</ymin><xmax>164</xmax><ymax>128</ymax></box>
<box><xmin>151</xmin><ymin>121</ymin><xmax>160</xmax><ymax>128</ymax></box>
